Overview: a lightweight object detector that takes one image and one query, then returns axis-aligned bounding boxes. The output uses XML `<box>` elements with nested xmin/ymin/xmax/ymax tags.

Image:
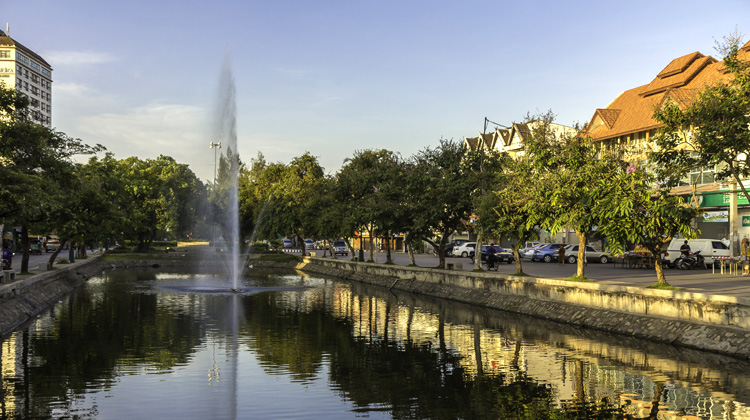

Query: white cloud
<box><xmin>53</xmin><ymin>82</ymin><xmax>92</xmax><ymax>97</ymax></box>
<box><xmin>44</xmin><ymin>50</ymin><xmax>118</xmax><ymax>66</ymax></box>
<box><xmin>74</xmin><ymin>104</ymin><xmax>215</xmax><ymax>181</ymax></box>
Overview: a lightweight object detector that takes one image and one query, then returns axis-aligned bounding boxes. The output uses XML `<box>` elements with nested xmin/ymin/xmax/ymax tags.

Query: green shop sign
<box><xmin>744</xmin><ymin>216</ymin><xmax>750</xmax><ymax>227</ymax></box>
<box><xmin>699</xmin><ymin>190</ymin><xmax>750</xmax><ymax>207</ymax></box>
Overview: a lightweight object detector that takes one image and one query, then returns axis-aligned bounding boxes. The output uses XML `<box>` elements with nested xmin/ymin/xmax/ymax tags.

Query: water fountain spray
<box><xmin>214</xmin><ymin>53</ymin><xmax>243</xmax><ymax>292</ymax></box>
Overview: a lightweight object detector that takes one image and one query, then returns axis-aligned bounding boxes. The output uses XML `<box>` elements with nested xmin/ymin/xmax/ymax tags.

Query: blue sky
<box><xmin>2</xmin><ymin>0</ymin><xmax>748</xmax><ymax>182</ymax></box>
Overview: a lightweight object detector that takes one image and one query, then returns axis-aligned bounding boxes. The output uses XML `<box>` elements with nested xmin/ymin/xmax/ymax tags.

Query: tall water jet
<box><xmin>212</xmin><ymin>53</ymin><xmax>243</xmax><ymax>291</ymax></box>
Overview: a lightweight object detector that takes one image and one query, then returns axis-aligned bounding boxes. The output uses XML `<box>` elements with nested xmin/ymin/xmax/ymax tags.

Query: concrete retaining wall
<box><xmin>0</xmin><ymin>256</ymin><xmax>103</xmax><ymax>337</ymax></box>
<box><xmin>254</xmin><ymin>257</ymin><xmax>750</xmax><ymax>359</ymax></box>
<box><xmin>5</xmin><ymin>254</ymin><xmax>750</xmax><ymax>360</ymax></box>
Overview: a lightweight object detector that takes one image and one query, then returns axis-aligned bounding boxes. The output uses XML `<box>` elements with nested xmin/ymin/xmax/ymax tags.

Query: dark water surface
<box><xmin>2</xmin><ymin>267</ymin><xmax>750</xmax><ymax>419</ymax></box>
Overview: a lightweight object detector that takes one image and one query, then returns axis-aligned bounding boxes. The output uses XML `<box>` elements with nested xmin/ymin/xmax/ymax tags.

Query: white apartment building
<box><xmin>0</xmin><ymin>28</ymin><xmax>52</xmax><ymax>127</ymax></box>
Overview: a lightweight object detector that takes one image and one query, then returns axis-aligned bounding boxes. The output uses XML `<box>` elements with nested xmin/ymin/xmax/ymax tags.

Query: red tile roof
<box><xmin>585</xmin><ymin>40</ymin><xmax>750</xmax><ymax>142</ymax></box>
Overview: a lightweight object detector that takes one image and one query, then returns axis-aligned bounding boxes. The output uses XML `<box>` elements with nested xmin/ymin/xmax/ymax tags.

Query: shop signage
<box><xmin>743</xmin><ymin>216</ymin><xmax>750</xmax><ymax>227</ymax></box>
<box><xmin>700</xmin><ymin>190</ymin><xmax>750</xmax><ymax>208</ymax></box>
<box><xmin>702</xmin><ymin>211</ymin><xmax>728</xmax><ymax>222</ymax></box>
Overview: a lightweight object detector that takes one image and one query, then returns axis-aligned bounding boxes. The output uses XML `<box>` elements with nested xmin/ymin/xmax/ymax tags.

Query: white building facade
<box><xmin>0</xmin><ymin>29</ymin><xmax>52</xmax><ymax>127</ymax></box>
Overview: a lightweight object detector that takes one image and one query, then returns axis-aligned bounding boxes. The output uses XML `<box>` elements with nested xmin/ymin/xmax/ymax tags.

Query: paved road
<box><xmin>5</xmin><ymin>249</ymin><xmax>101</xmax><ymax>273</ymax></box>
<box><xmin>300</xmin><ymin>249</ymin><xmax>750</xmax><ymax>298</ymax></box>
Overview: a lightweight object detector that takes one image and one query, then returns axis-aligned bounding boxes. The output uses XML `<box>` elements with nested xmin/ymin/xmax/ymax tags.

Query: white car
<box><xmin>453</xmin><ymin>242</ymin><xmax>477</xmax><ymax>258</ymax></box>
<box><xmin>333</xmin><ymin>240</ymin><xmax>348</xmax><ymax>256</ymax></box>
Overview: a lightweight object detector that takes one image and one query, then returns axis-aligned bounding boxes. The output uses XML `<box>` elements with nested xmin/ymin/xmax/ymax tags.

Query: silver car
<box><xmin>563</xmin><ymin>244</ymin><xmax>611</xmax><ymax>264</ymax></box>
<box><xmin>521</xmin><ymin>243</ymin><xmax>545</xmax><ymax>259</ymax></box>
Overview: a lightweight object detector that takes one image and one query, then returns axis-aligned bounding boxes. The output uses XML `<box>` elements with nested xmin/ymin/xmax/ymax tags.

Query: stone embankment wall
<box><xmin>0</xmin><ymin>256</ymin><xmax>104</xmax><ymax>336</ymax></box>
<box><xmin>5</xmin><ymin>254</ymin><xmax>750</xmax><ymax>360</ymax></box>
<box><xmin>0</xmin><ymin>257</ymin><xmax>214</xmax><ymax>338</ymax></box>
<box><xmin>254</xmin><ymin>257</ymin><xmax>750</xmax><ymax>359</ymax></box>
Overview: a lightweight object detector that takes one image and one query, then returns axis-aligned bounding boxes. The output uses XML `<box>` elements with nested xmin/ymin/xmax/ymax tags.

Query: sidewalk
<box><xmin>303</xmin><ymin>249</ymin><xmax>750</xmax><ymax>298</ymax></box>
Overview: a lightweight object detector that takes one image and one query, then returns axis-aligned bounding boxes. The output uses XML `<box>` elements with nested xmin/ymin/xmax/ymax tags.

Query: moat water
<box><xmin>2</xmin><ymin>266</ymin><xmax>750</xmax><ymax>419</ymax></box>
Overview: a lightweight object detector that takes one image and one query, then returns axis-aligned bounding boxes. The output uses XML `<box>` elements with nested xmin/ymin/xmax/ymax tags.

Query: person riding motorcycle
<box><xmin>2</xmin><ymin>246</ymin><xmax>12</xmax><ymax>270</ymax></box>
<box><xmin>486</xmin><ymin>243</ymin><xmax>497</xmax><ymax>268</ymax></box>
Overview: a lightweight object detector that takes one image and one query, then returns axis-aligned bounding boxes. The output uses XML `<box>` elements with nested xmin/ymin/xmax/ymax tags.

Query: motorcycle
<box><xmin>675</xmin><ymin>250</ymin><xmax>705</xmax><ymax>270</ymax></box>
<box><xmin>471</xmin><ymin>251</ymin><xmax>499</xmax><ymax>271</ymax></box>
<box><xmin>1</xmin><ymin>250</ymin><xmax>11</xmax><ymax>270</ymax></box>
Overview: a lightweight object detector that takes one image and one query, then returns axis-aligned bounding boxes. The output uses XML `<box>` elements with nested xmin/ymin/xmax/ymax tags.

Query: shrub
<box><xmin>251</xmin><ymin>241</ymin><xmax>269</xmax><ymax>252</ymax></box>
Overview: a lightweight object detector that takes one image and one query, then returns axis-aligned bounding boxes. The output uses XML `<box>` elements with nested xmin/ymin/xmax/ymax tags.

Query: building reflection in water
<box><xmin>322</xmin><ymin>280</ymin><xmax>750</xmax><ymax>419</ymax></box>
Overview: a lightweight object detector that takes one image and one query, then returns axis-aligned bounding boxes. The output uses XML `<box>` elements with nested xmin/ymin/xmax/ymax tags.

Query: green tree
<box><xmin>594</xmin><ymin>164</ymin><xmax>699</xmax><ymax>286</ymax></box>
<box><xmin>336</xmin><ymin>149</ymin><xmax>406</xmax><ymax>263</ymax></box>
<box><xmin>479</xmin><ymin>155</ymin><xmax>539</xmax><ymax>275</ymax></box>
<box><xmin>0</xmin><ymin>85</ymin><xmax>102</xmax><ymax>270</ymax></box>
<box><xmin>249</xmin><ymin>152</ymin><xmax>325</xmax><ymax>256</ymax></box>
<box><xmin>463</xmin><ymin>145</ymin><xmax>506</xmax><ymax>271</ymax></box>
<box><xmin>116</xmin><ymin>155</ymin><xmax>202</xmax><ymax>250</ymax></box>
<box><xmin>409</xmin><ymin>140</ymin><xmax>478</xmax><ymax>269</ymax></box>
<box><xmin>522</xmin><ymin>113</ymin><xmax>618</xmax><ymax>279</ymax></box>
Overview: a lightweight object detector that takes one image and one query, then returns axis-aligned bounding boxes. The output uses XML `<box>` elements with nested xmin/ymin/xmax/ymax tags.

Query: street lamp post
<box><xmin>209</xmin><ymin>142</ymin><xmax>221</xmax><ymax>247</ymax></box>
<box><xmin>209</xmin><ymin>141</ymin><xmax>222</xmax><ymax>187</ymax></box>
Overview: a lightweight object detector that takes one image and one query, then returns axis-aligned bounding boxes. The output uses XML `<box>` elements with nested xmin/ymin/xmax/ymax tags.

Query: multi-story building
<box><xmin>464</xmin><ymin>120</ymin><xmax>579</xmax><ymax>158</ymax></box>
<box><xmin>583</xmin><ymin>40</ymin><xmax>750</xmax><ymax>243</ymax></box>
<box><xmin>0</xmin><ymin>28</ymin><xmax>53</xmax><ymax>127</ymax></box>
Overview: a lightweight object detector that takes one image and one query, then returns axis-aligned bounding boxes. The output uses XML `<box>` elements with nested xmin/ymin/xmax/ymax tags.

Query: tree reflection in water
<box><xmin>0</xmin><ymin>268</ymin><xmax>746</xmax><ymax>419</ymax></box>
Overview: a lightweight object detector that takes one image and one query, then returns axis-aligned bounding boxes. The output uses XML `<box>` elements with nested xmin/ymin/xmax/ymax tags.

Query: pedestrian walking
<box><xmin>558</xmin><ymin>246</ymin><xmax>565</xmax><ymax>264</ymax></box>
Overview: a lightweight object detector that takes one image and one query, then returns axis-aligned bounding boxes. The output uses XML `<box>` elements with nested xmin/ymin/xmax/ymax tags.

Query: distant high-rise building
<box><xmin>0</xmin><ymin>28</ymin><xmax>53</xmax><ymax>127</ymax></box>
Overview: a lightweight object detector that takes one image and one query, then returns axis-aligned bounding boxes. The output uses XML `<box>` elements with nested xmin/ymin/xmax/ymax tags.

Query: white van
<box><xmin>662</xmin><ymin>238</ymin><xmax>730</xmax><ymax>267</ymax></box>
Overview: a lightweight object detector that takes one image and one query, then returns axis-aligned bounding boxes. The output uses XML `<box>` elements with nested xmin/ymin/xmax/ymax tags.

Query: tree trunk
<box><xmin>649</xmin><ymin>383</ymin><xmax>666</xmax><ymax>419</ymax></box>
<box><xmin>438</xmin><ymin>233</ymin><xmax>448</xmax><ymax>269</ymax></box>
<box><xmin>20</xmin><ymin>225</ymin><xmax>30</xmax><ymax>273</ymax></box>
<box><xmin>385</xmin><ymin>233</ymin><xmax>392</xmax><ymax>264</ymax></box>
<box><xmin>474</xmin><ymin>230</ymin><xmax>483</xmax><ymax>271</ymax></box>
<box><xmin>575</xmin><ymin>231</ymin><xmax>587</xmax><ymax>278</ymax></box>
<box><xmin>654</xmin><ymin>256</ymin><xmax>668</xmax><ymax>285</ymax></box>
<box><xmin>296</xmin><ymin>232</ymin><xmax>306</xmax><ymax>256</ymax></box>
<box><xmin>367</xmin><ymin>226</ymin><xmax>375</xmax><ymax>262</ymax></box>
<box><xmin>345</xmin><ymin>238</ymin><xmax>355</xmax><ymax>261</ymax></box>
<box><xmin>406</xmin><ymin>234</ymin><xmax>416</xmax><ymax>266</ymax></box>
<box><xmin>513</xmin><ymin>247</ymin><xmax>524</xmax><ymax>274</ymax></box>
<box><xmin>47</xmin><ymin>240</ymin><xmax>68</xmax><ymax>270</ymax></box>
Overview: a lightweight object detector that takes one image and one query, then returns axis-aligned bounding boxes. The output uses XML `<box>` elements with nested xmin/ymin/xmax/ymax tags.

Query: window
<box><xmin>0</xmin><ymin>50</ymin><xmax>9</xmax><ymax>58</ymax></box>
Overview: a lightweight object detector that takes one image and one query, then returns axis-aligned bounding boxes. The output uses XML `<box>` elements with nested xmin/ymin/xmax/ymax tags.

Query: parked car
<box><xmin>445</xmin><ymin>239</ymin><xmax>470</xmax><ymax>257</ymax></box>
<box><xmin>563</xmin><ymin>244</ymin><xmax>611</xmax><ymax>264</ymax></box>
<box><xmin>44</xmin><ymin>238</ymin><xmax>61</xmax><ymax>252</ymax></box>
<box><xmin>470</xmin><ymin>246</ymin><xmax>514</xmax><ymax>264</ymax></box>
<box><xmin>453</xmin><ymin>242</ymin><xmax>477</xmax><ymax>258</ymax></box>
<box><xmin>519</xmin><ymin>242</ymin><xmax>541</xmax><ymax>258</ymax></box>
<box><xmin>530</xmin><ymin>243</ymin><xmax>566</xmax><ymax>262</ymax></box>
<box><xmin>304</xmin><ymin>239</ymin><xmax>315</xmax><ymax>249</ymax></box>
<box><xmin>282</xmin><ymin>238</ymin><xmax>292</xmax><ymax>248</ymax></box>
<box><xmin>333</xmin><ymin>240</ymin><xmax>348</xmax><ymax>256</ymax></box>
<box><xmin>521</xmin><ymin>243</ymin><xmax>546</xmax><ymax>260</ymax></box>
<box><xmin>662</xmin><ymin>238</ymin><xmax>730</xmax><ymax>267</ymax></box>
